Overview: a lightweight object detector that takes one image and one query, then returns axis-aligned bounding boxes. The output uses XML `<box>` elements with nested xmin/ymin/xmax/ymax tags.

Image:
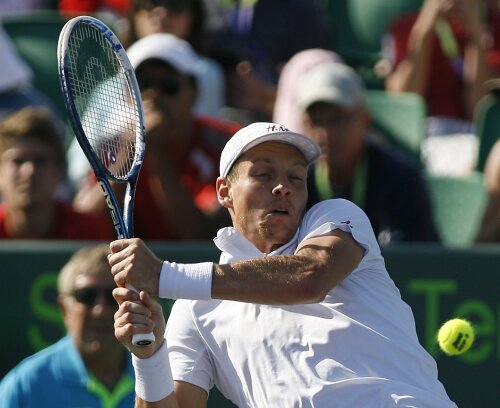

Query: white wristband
<box><xmin>159</xmin><ymin>261</ymin><xmax>213</xmax><ymax>300</ymax></box>
<box><xmin>132</xmin><ymin>340</ymin><xmax>174</xmax><ymax>402</ymax></box>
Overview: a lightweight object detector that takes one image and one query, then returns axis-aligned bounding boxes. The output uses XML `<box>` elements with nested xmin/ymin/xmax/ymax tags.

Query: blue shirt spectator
<box><xmin>0</xmin><ymin>336</ymin><xmax>135</xmax><ymax>408</ymax></box>
<box><xmin>0</xmin><ymin>245</ymin><xmax>135</xmax><ymax>407</ymax></box>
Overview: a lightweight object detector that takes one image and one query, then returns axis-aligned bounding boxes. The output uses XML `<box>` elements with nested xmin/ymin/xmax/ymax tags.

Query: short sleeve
<box><xmin>298</xmin><ymin>199</ymin><xmax>381</xmax><ymax>260</ymax></box>
<box><xmin>166</xmin><ymin>300</ymin><xmax>215</xmax><ymax>393</ymax></box>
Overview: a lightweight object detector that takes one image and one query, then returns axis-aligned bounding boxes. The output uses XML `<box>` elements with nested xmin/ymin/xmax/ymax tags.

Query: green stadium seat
<box><xmin>425</xmin><ymin>171</ymin><xmax>488</xmax><ymax>246</ymax></box>
<box><xmin>474</xmin><ymin>92</ymin><xmax>500</xmax><ymax>172</ymax></box>
<box><xmin>321</xmin><ymin>0</ymin><xmax>423</xmax><ymax>87</ymax></box>
<box><xmin>366</xmin><ymin>90</ymin><xmax>426</xmax><ymax>162</ymax></box>
<box><xmin>2</xmin><ymin>11</ymin><xmax>69</xmax><ymax>117</ymax></box>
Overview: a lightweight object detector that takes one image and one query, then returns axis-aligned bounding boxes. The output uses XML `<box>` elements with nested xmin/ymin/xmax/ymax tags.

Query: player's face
<box><xmin>0</xmin><ymin>140</ymin><xmax>61</xmax><ymax>209</ymax></box>
<box><xmin>219</xmin><ymin>142</ymin><xmax>308</xmax><ymax>254</ymax></box>
<box><xmin>60</xmin><ymin>271</ymin><xmax>120</xmax><ymax>360</ymax></box>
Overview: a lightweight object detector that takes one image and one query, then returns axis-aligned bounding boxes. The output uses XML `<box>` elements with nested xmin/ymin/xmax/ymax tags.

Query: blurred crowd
<box><xmin>0</xmin><ymin>0</ymin><xmax>499</xmax><ymax>245</ymax></box>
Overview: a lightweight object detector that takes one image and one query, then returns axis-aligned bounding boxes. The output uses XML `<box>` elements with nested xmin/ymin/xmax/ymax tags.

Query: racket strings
<box><xmin>66</xmin><ymin>23</ymin><xmax>141</xmax><ymax>179</ymax></box>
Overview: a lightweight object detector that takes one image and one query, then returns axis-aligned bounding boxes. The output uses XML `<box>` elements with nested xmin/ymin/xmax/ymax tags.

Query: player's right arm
<box><xmin>113</xmin><ymin>289</ymin><xmax>207</xmax><ymax>408</ymax></box>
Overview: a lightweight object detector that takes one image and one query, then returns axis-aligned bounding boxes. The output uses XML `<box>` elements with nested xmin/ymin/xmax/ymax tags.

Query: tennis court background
<box><xmin>1</xmin><ymin>241</ymin><xmax>498</xmax><ymax>407</ymax></box>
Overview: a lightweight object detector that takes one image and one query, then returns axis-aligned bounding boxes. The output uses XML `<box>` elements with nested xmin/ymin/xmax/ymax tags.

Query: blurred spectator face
<box><xmin>133</xmin><ymin>0</ymin><xmax>194</xmax><ymax>40</ymax></box>
<box><xmin>303</xmin><ymin>103</ymin><xmax>369</xmax><ymax>169</ymax></box>
<box><xmin>136</xmin><ymin>59</ymin><xmax>197</xmax><ymax>127</ymax></box>
<box><xmin>0</xmin><ymin>138</ymin><xmax>62</xmax><ymax>209</ymax></box>
<box><xmin>59</xmin><ymin>266</ymin><xmax>118</xmax><ymax>358</ymax></box>
<box><xmin>0</xmin><ymin>107</ymin><xmax>66</xmax><ymax>208</ymax></box>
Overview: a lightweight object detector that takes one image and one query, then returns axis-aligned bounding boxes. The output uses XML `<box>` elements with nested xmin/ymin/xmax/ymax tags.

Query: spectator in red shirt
<box><xmin>72</xmin><ymin>33</ymin><xmax>240</xmax><ymax>240</ymax></box>
<box><xmin>58</xmin><ymin>0</ymin><xmax>130</xmax><ymax>19</ymax></box>
<box><xmin>0</xmin><ymin>107</ymin><xmax>114</xmax><ymax>240</ymax></box>
<box><xmin>382</xmin><ymin>0</ymin><xmax>500</xmax><ymax>137</ymax></box>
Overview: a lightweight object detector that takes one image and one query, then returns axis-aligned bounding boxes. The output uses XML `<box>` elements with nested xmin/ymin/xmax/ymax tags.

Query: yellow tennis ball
<box><xmin>437</xmin><ymin>318</ymin><xmax>474</xmax><ymax>355</ymax></box>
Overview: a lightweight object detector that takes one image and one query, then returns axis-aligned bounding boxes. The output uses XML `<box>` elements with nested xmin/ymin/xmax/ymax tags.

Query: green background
<box><xmin>1</xmin><ymin>241</ymin><xmax>498</xmax><ymax>407</ymax></box>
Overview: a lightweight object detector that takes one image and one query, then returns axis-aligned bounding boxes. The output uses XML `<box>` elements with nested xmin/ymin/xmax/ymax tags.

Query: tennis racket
<box><xmin>58</xmin><ymin>16</ymin><xmax>154</xmax><ymax>347</ymax></box>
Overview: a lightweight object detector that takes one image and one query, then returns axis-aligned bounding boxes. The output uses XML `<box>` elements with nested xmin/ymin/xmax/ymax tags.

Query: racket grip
<box><xmin>126</xmin><ymin>284</ymin><xmax>155</xmax><ymax>347</ymax></box>
<box><xmin>132</xmin><ymin>331</ymin><xmax>155</xmax><ymax>347</ymax></box>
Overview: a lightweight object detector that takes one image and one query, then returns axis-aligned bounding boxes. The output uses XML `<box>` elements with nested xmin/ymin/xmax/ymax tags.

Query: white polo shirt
<box><xmin>166</xmin><ymin>199</ymin><xmax>457</xmax><ymax>408</ymax></box>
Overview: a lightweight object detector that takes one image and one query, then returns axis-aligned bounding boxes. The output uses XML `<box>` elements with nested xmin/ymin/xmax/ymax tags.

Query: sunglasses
<box><xmin>73</xmin><ymin>286</ymin><xmax>116</xmax><ymax>307</ymax></box>
<box><xmin>137</xmin><ymin>76</ymin><xmax>182</xmax><ymax>95</ymax></box>
<box><xmin>138</xmin><ymin>0</ymin><xmax>191</xmax><ymax>12</ymax></box>
<box><xmin>307</xmin><ymin>111</ymin><xmax>361</xmax><ymax>129</ymax></box>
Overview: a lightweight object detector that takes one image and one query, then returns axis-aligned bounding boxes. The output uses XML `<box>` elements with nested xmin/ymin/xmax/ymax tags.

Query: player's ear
<box><xmin>216</xmin><ymin>176</ymin><xmax>233</xmax><ymax>209</ymax></box>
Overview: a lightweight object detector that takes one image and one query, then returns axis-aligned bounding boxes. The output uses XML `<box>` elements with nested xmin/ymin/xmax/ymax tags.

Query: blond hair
<box><xmin>57</xmin><ymin>244</ymin><xmax>111</xmax><ymax>296</ymax></box>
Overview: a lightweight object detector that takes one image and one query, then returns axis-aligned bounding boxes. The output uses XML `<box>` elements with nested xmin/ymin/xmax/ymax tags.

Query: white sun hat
<box><xmin>126</xmin><ymin>32</ymin><xmax>199</xmax><ymax>76</ymax></box>
<box><xmin>219</xmin><ymin>122</ymin><xmax>321</xmax><ymax>177</ymax></box>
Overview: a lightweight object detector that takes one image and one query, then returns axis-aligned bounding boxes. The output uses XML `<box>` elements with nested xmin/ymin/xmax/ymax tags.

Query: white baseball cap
<box><xmin>219</xmin><ymin>122</ymin><xmax>321</xmax><ymax>177</ymax></box>
<box><xmin>297</xmin><ymin>62</ymin><xmax>365</xmax><ymax>110</ymax></box>
<box><xmin>126</xmin><ymin>33</ymin><xmax>199</xmax><ymax>76</ymax></box>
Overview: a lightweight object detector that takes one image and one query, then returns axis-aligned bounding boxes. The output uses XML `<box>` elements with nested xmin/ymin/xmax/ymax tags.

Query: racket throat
<box><xmin>99</xmin><ymin>180</ymin><xmax>127</xmax><ymax>238</ymax></box>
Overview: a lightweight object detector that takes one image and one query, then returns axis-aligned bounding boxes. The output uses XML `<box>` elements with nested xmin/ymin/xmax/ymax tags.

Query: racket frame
<box><xmin>58</xmin><ymin>16</ymin><xmax>153</xmax><ymax>346</ymax></box>
<box><xmin>58</xmin><ymin>15</ymin><xmax>146</xmax><ymax>239</ymax></box>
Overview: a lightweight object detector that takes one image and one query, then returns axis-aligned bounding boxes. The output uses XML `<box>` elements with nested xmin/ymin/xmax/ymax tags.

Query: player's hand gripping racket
<box><xmin>58</xmin><ymin>16</ymin><xmax>154</xmax><ymax>347</ymax></box>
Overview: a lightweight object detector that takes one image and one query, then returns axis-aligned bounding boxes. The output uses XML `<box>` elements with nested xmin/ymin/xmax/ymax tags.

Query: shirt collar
<box><xmin>213</xmin><ymin>227</ymin><xmax>299</xmax><ymax>263</ymax></box>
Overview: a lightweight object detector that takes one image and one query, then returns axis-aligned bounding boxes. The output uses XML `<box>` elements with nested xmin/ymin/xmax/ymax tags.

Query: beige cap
<box><xmin>297</xmin><ymin>62</ymin><xmax>365</xmax><ymax>110</ymax></box>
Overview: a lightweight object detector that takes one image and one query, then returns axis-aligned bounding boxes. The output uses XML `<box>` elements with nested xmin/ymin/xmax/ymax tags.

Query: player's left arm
<box><xmin>109</xmin><ymin>229</ymin><xmax>364</xmax><ymax>305</ymax></box>
<box><xmin>212</xmin><ymin>229</ymin><xmax>364</xmax><ymax>305</ymax></box>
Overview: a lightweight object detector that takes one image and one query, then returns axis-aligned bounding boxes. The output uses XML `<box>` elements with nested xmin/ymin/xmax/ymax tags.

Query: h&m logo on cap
<box><xmin>266</xmin><ymin>124</ymin><xmax>289</xmax><ymax>132</ymax></box>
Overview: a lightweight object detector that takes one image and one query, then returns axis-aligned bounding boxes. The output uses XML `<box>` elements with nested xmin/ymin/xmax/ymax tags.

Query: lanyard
<box><xmin>434</xmin><ymin>19</ymin><xmax>464</xmax><ymax>76</ymax></box>
<box><xmin>314</xmin><ymin>158</ymin><xmax>368</xmax><ymax>208</ymax></box>
<box><xmin>87</xmin><ymin>373</ymin><xmax>134</xmax><ymax>408</ymax></box>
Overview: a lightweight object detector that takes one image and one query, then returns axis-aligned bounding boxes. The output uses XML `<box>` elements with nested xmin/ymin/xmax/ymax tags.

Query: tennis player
<box><xmin>109</xmin><ymin>122</ymin><xmax>457</xmax><ymax>407</ymax></box>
